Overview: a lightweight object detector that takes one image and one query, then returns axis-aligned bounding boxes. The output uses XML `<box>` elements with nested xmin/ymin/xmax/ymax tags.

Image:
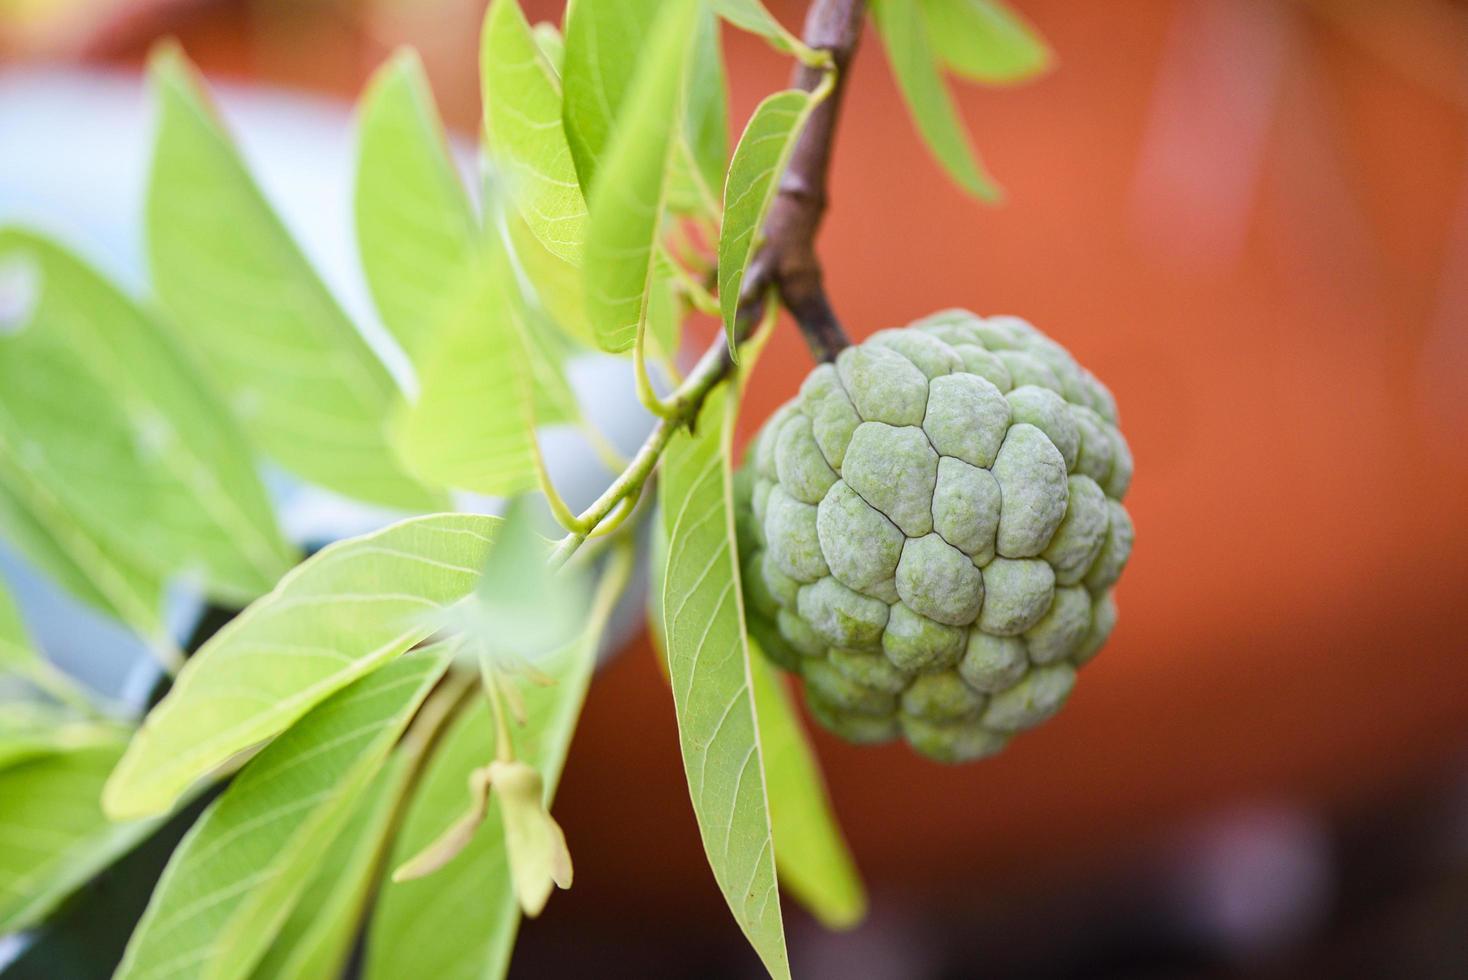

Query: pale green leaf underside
<box><xmin>718</xmin><ymin>88</ymin><xmax>817</xmax><ymax>352</ymax></box>
<box><xmin>355</xmin><ymin>48</ymin><xmax>480</xmax><ymax>364</ymax></box>
<box><xmin>749</xmin><ymin>649</ymin><xmax>867</xmax><ymax>930</ymax></box>
<box><xmin>391</xmin><ymin>260</ymin><xmax>541</xmax><ymax>498</ymax></box>
<box><xmin>366</xmin><ymin>635</ymin><xmax>600</xmax><ymax>980</ymax></box>
<box><xmin>659</xmin><ymin>383</ymin><xmax>789</xmax><ymax>980</ymax></box>
<box><xmin>249</xmin><ymin>747</ymin><xmax>415</xmax><ymax>980</ymax></box>
<box><xmin>582</xmin><ymin>0</ymin><xmax>699</xmax><ymax>354</ymax></box>
<box><xmin>146</xmin><ymin>46</ymin><xmax>443</xmax><ymax>511</ymax></box>
<box><xmin>105</xmin><ymin>513</ymin><xmax>500</xmax><ymax>820</ymax></box>
<box><xmin>117</xmin><ymin>650</ymin><xmax>449</xmax><ymax>980</ymax></box>
<box><xmin>0</xmin><ymin>447</ymin><xmax>166</xmax><ymax>640</ymax></box>
<box><xmin>0</xmin><ymin>740</ymin><xmax>161</xmax><ymax>934</ymax></box>
<box><xmin>665</xmin><ymin>4</ymin><xmax>729</xmax><ymax>219</ymax></box>
<box><xmin>482</xmin><ymin>0</ymin><xmax>587</xmax><ymax>266</ymax></box>
<box><xmin>917</xmin><ymin>0</ymin><xmax>1053</xmax><ymax>84</ymax></box>
<box><xmin>0</xmin><ymin>229</ymin><xmax>294</xmax><ymax>605</ymax></box>
<box><xmin>560</xmin><ymin>0</ymin><xmax>660</xmax><ymax>192</ymax></box>
<box><xmin>872</xmin><ymin>0</ymin><xmax>1001</xmax><ymax>201</ymax></box>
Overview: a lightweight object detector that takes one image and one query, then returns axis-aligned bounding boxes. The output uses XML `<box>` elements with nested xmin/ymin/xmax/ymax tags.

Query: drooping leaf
<box><xmin>249</xmin><ymin>747</ymin><xmax>415</xmax><ymax>980</ymax></box>
<box><xmin>0</xmin><ymin>739</ymin><xmax>161</xmax><ymax>934</ymax></box>
<box><xmin>581</xmin><ymin>0</ymin><xmax>701</xmax><ymax>354</ymax></box>
<box><xmin>104</xmin><ymin>513</ymin><xmax>500</xmax><ymax>820</ymax></box>
<box><xmin>871</xmin><ymin>0</ymin><xmax>1001</xmax><ymax>201</ymax></box>
<box><xmin>712</xmin><ymin>0</ymin><xmax>806</xmax><ymax>59</ymax></box>
<box><xmin>355</xmin><ymin>48</ymin><xmax>479</xmax><ymax>364</ymax></box>
<box><xmin>366</xmin><ymin>571</ymin><xmax>620</xmax><ymax>980</ymax></box>
<box><xmin>659</xmin><ymin>383</ymin><xmax>789</xmax><ymax>980</ymax></box>
<box><xmin>481</xmin><ymin>0</ymin><xmax>588</xmax><ymax>266</ymax></box>
<box><xmin>560</xmin><ymin>0</ymin><xmax>660</xmax><ymax>192</ymax></box>
<box><xmin>748</xmin><ymin>648</ymin><xmax>867</xmax><ymax>930</ymax></box>
<box><xmin>917</xmin><ymin>0</ymin><xmax>1053</xmax><ymax>84</ymax></box>
<box><xmin>116</xmin><ymin>649</ymin><xmax>450</xmax><ymax>980</ymax></box>
<box><xmin>0</xmin><ymin>450</ymin><xmax>166</xmax><ymax>642</ymax></box>
<box><xmin>146</xmin><ymin>44</ymin><xmax>444</xmax><ymax>511</ymax></box>
<box><xmin>391</xmin><ymin>250</ymin><xmax>542</xmax><ymax>498</ymax></box>
<box><xmin>718</xmin><ymin>88</ymin><xmax>819</xmax><ymax>353</ymax></box>
<box><xmin>0</xmin><ymin>230</ymin><xmax>295</xmax><ymax>605</ymax></box>
<box><xmin>504</xmin><ymin>208</ymin><xmax>594</xmax><ymax>349</ymax></box>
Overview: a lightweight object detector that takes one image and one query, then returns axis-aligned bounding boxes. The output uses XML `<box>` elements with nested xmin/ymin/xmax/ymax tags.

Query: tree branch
<box><xmin>741</xmin><ymin>0</ymin><xmax>865</xmax><ymax>362</ymax></box>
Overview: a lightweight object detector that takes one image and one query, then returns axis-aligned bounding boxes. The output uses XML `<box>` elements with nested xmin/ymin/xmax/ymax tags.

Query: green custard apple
<box><xmin>736</xmin><ymin>309</ymin><xmax>1134</xmax><ymax>763</ymax></box>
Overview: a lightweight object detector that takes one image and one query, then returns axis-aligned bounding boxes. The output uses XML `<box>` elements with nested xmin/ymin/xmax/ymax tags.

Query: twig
<box><xmin>550</xmin><ymin>0</ymin><xmax>866</xmax><ymax>563</ymax></box>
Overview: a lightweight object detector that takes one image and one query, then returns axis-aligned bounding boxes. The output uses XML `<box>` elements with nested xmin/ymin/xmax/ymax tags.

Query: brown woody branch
<box><xmin>738</xmin><ymin>0</ymin><xmax>864</xmax><ymax>363</ymax></box>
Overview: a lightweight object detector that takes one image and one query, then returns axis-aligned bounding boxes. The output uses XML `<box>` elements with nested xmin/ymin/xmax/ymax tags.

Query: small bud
<box><xmin>488</xmin><ymin>759</ymin><xmax>573</xmax><ymax>917</ymax></box>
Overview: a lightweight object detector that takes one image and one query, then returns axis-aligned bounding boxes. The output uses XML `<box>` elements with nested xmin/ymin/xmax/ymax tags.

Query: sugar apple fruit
<box><xmin>736</xmin><ymin>310</ymin><xmax>1134</xmax><ymax>764</ymax></box>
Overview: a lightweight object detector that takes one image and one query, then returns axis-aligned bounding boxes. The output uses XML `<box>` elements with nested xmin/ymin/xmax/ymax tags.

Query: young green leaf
<box><xmin>104</xmin><ymin>513</ymin><xmax>501</xmax><ymax>821</ymax></box>
<box><xmin>116</xmin><ymin>649</ymin><xmax>450</xmax><ymax>980</ymax></box>
<box><xmin>659</xmin><ymin>383</ymin><xmax>790</xmax><ymax>980</ymax></box>
<box><xmin>248</xmin><ymin>746</ymin><xmax>414</xmax><ymax>980</ymax></box>
<box><xmin>871</xmin><ymin>0</ymin><xmax>1002</xmax><ymax>201</ymax></box>
<box><xmin>531</xmin><ymin>22</ymin><xmax>565</xmax><ymax>73</ymax></box>
<box><xmin>917</xmin><ymin>0</ymin><xmax>1053</xmax><ymax>85</ymax></box>
<box><xmin>391</xmin><ymin>253</ymin><xmax>542</xmax><ymax>498</ymax></box>
<box><xmin>718</xmin><ymin>88</ymin><xmax>819</xmax><ymax>353</ymax></box>
<box><xmin>581</xmin><ymin>0</ymin><xmax>701</xmax><ymax>354</ymax></box>
<box><xmin>504</xmin><ymin>209</ymin><xmax>595</xmax><ymax>349</ymax></box>
<box><xmin>481</xmin><ymin>0</ymin><xmax>588</xmax><ymax>266</ymax></box>
<box><xmin>666</xmin><ymin>4</ymin><xmax>730</xmax><ymax>219</ymax></box>
<box><xmin>146</xmin><ymin>45</ymin><xmax>444</xmax><ymax>511</ymax></box>
<box><xmin>0</xmin><ymin>740</ymin><xmax>161</xmax><ymax>933</ymax></box>
<box><xmin>560</xmin><ymin>0</ymin><xmax>660</xmax><ymax>191</ymax></box>
<box><xmin>355</xmin><ymin>48</ymin><xmax>479</xmax><ymax>363</ymax></box>
<box><xmin>748</xmin><ymin>649</ymin><xmax>867</xmax><ymax>930</ymax></box>
<box><xmin>0</xmin><ymin>452</ymin><xmax>167</xmax><ymax>644</ymax></box>
<box><xmin>366</xmin><ymin>569</ymin><xmax>620</xmax><ymax>980</ymax></box>
<box><xmin>0</xmin><ymin>230</ymin><xmax>296</xmax><ymax>604</ymax></box>
<box><xmin>712</xmin><ymin>0</ymin><xmax>807</xmax><ymax>60</ymax></box>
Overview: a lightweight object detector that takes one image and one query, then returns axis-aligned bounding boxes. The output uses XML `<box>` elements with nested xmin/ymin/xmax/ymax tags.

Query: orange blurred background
<box><xmin>5</xmin><ymin>0</ymin><xmax>1468</xmax><ymax>975</ymax></box>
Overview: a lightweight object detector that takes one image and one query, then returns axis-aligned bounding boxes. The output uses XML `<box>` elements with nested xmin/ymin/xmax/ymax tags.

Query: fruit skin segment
<box><xmin>737</xmin><ymin>310</ymin><xmax>1134</xmax><ymax>763</ymax></box>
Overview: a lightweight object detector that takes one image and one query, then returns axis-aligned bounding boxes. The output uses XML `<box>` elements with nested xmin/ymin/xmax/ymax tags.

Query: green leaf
<box><xmin>659</xmin><ymin>383</ymin><xmax>789</xmax><ymax>980</ymax></box>
<box><xmin>481</xmin><ymin>0</ymin><xmax>588</xmax><ymax>266</ymax></box>
<box><xmin>0</xmin><ymin>449</ymin><xmax>167</xmax><ymax>642</ymax></box>
<box><xmin>146</xmin><ymin>44</ymin><xmax>443</xmax><ymax>511</ymax></box>
<box><xmin>505</xmin><ymin>209</ymin><xmax>594</xmax><ymax>349</ymax></box>
<box><xmin>0</xmin><ymin>740</ymin><xmax>161</xmax><ymax>933</ymax></box>
<box><xmin>249</xmin><ymin>748</ymin><xmax>414</xmax><ymax>980</ymax></box>
<box><xmin>531</xmin><ymin>22</ymin><xmax>565</xmax><ymax>73</ymax></box>
<box><xmin>390</xmin><ymin>251</ymin><xmax>542</xmax><ymax>498</ymax></box>
<box><xmin>666</xmin><ymin>4</ymin><xmax>729</xmax><ymax>218</ymax></box>
<box><xmin>917</xmin><ymin>0</ymin><xmax>1053</xmax><ymax>84</ymax></box>
<box><xmin>104</xmin><ymin>513</ymin><xmax>500</xmax><ymax>820</ymax></box>
<box><xmin>717</xmin><ymin>88</ymin><xmax>819</xmax><ymax>353</ymax></box>
<box><xmin>460</xmin><ymin>495</ymin><xmax>590</xmax><ymax>663</ymax></box>
<box><xmin>0</xmin><ymin>230</ymin><xmax>295</xmax><ymax>605</ymax></box>
<box><xmin>0</xmin><ymin>702</ymin><xmax>128</xmax><ymax>771</ymax></box>
<box><xmin>748</xmin><ymin>648</ymin><xmax>866</xmax><ymax>930</ymax></box>
<box><xmin>0</xmin><ymin>574</ymin><xmax>35</xmax><ymax>671</ymax></box>
<box><xmin>561</xmin><ymin>0</ymin><xmax>660</xmax><ymax>192</ymax></box>
<box><xmin>871</xmin><ymin>0</ymin><xmax>1001</xmax><ymax>201</ymax></box>
<box><xmin>116</xmin><ymin>649</ymin><xmax>450</xmax><ymax>980</ymax></box>
<box><xmin>355</xmin><ymin>48</ymin><xmax>479</xmax><ymax>364</ymax></box>
<box><xmin>581</xmin><ymin>0</ymin><xmax>701</xmax><ymax>354</ymax></box>
<box><xmin>366</xmin><ymin>612</ymin><xmax>611</xmax><ymax>979</ymax></box>
<box><xmin>712</xmin><ymin>0</ymin><xmax>805</xmax><ymax>59</ymax></box>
